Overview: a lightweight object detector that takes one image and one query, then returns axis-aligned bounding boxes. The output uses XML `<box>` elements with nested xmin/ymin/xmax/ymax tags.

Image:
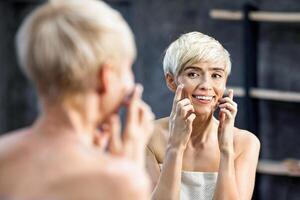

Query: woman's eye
<box><xmin>212</xmin><ymin>74</ymin><xmax>222</xmax><ymax>79</ymax></box>
<box><xmin>187</xmin><ymin>72</ymin><xmax>198</xmax><ymax>78</ymax></box>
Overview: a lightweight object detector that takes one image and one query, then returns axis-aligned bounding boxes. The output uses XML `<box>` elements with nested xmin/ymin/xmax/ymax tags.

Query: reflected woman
<box><xmin>146</xmin><ymin>32</ymin><xmax>260</xmax><ymax>200</ymax></box>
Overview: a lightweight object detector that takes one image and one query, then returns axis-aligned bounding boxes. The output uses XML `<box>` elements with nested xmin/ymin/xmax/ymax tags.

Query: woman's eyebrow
<box><xmin>210</xmin><ymin>67</ymin><xmax>225</xmax><ymax>72</ymax></box>
<box><xmin>183</xmin><ymin>66</ymin><xmax>201</xmax><ymax>71</ymax></box>
<box><xmin>183</xmin><ymin>66</ymin><xmax>225</xmax><ymax>72</ymax></box>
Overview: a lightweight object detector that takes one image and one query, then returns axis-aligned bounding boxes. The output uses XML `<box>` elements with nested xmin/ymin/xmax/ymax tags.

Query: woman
<box><xmin>0</xmin><ymin>0</ymin><xmax>153</xmax><ymax>199</ymax></box>
<box><xmin>146</xmin><ymin>32</ymin><xmax>260</xmax><ymax>200</ymax></box>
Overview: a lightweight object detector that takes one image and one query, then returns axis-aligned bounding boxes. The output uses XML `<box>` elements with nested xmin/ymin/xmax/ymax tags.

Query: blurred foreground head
<box><xmin>16</xmin><ymin>0</ymin><xmax>136</xmax><ymax>101</ymax></box>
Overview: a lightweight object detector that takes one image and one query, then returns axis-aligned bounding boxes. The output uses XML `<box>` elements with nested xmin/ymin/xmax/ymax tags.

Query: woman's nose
<box><xmin>197</xmin><ymin>75</ymin><xmax>212</xmax><ymax>90</ymax></box>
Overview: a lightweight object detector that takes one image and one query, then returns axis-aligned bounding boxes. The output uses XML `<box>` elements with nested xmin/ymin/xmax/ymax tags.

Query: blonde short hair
<box><xmin>16</xmin><ymin>0</ymin><xmax>136</xmax><ymax>98</ymax></box>
<box><xmin>163</xmin><ymin>32</ymin><xmax>231</xmax><ymax>76</ymax></box>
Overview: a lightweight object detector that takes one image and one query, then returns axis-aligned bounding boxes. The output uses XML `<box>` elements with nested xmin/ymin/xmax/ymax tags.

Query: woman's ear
<box><xmin>165</xmin><ymin>73</ymin><xmax>177</xmax><ymax>92</ymax></box>
<box><xmin>97</xmin><ymin>64</ymin><xmax>111</xmax><ymax>95</ymax></box>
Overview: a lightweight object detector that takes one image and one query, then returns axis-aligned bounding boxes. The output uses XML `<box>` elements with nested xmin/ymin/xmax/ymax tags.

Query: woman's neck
<box><xmin>33</xmin><ymin>93</ymin><xmax>101</xmax><ymax>146</ymax></box>
<box><xmin>188</xmin><ymin>113</ymin><xmax>217</xmax><ymax>148</ymax></box>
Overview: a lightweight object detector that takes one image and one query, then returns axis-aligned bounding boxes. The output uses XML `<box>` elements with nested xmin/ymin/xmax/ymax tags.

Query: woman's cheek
<box><xmin>122</xmin><ymin>72</ymin><xmax>135</xmax><ymax>93</ymax></box>
<box><xmin>176</xmin><ymin>77</ymin><xmax>184</xmax><ymax>86</ymax></box>
<box><xmin>217</xmin><ymin>83</ymin><xmax>226</xmax><ymax>96</ymax></box>
<box><xmin>213</xmin><ymin>87</ymin><xmax>225</xmax><ymax>107</ymax></box>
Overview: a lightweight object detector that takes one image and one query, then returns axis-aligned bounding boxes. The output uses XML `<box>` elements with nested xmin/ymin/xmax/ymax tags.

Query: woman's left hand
<box><xmin>218</xmin><ymin>89</ymin><xmax>237</xmax><ymax>154</ymax></box>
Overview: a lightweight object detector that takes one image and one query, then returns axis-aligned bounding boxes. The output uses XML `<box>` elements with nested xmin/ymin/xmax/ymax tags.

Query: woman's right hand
<box><xmin>122</xmin><ymin>85</ymin><xmax>155</xmax><ymax>165</ymax></box>
<box><xmin>168</xmin><ymin>84</ymin><xmax>196</xmax><ymax>150</ymax></box>
<box><xmin>99</xmin><ymin>84</ymin><xmax>154</xmax><ymax>167</ymax></box>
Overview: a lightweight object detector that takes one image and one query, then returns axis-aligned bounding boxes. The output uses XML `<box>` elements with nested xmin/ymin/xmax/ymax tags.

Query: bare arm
<box><xmin>213</xmin><ymin>90</ymin><xmax>260</xmax><ymax>200</ymax></box>
<box><xmin>147</xmin><ymin>84</ymin><xmax>195</xmax><ymax>200</ymax></box>
<box><xmin>235</xmin><ymin>133</ymin><xmax>260</xmax><ymax>199</ymax></box>
<box><xmin>214</xmin><ymin>134</ymin><xmax>260</xmax><ymax>200</ymax></box>
<box><xmin>147</xmin><ymin>145</ymin><xmax>184</xmax><ymax>200</ymax></box>
<box><xmin>214</xmin><ymin>151</ymin><xmax>239</xmax><ymax>200</ymax></box>
<box><xmin>213</xmin><ymin>90</ymin><xmax>239</xmax><ymax>200</ymax></box>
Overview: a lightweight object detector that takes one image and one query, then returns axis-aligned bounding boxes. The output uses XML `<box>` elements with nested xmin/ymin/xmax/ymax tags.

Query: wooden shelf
<box><xmin>250</xmin><ymin>88</ymin><xmax>300</xmax><ymax>102</ymax></box>
<box><xmin>226</xmin><ymin>87</ymin><xmax>300</xmax><ymax>103</ymax></box>
<box><xmin>210</xmin><ymin>9</ymin><xmax>300</xmax><ymax>23</ymax></box>
<box><xmin>257</xmin><ymin>159</ymin><xmax>300</xmax><ymax>177</ymax></box>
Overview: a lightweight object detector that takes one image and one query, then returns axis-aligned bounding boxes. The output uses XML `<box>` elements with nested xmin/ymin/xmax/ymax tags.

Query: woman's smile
<box><xmin>191</xmin><ymin>94</ymin><xmax>215</xmax><ymax>104</ymax></box>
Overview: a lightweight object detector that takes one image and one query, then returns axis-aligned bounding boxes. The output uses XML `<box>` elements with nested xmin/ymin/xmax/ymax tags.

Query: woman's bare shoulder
<box><xmin>233</xmin><ymin>128</ymin><xmax>260</xmax><ymax>145</ymax></box>
<box><xmin>147</xmin><ymin>117</ymin><xmax>169</xmax><ymax>161</ymax></box>
<box><xmin>233</xmin><ymin>128</ymin><xmax>261</xmax><ymax>157</ymax></box>
<box><xmin>154</xmin><ymin>117</ymin><xmax>169</xmax><ymax>132</ymax></box>
<box><xmin>0</xmin><ymin>128</ymin><xmax>31</xmax><ymax>157</ymax></box>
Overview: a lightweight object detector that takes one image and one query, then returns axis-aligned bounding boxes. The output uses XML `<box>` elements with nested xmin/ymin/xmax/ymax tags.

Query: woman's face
<box><xmin>176</xmin><ymin>61</ymin><xmax>227</xmax><ymax>116</ymax></box>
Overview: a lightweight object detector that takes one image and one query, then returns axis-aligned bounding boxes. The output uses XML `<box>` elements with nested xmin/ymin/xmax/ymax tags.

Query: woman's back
<box><xmin>0</xmin><ymin>129</ymin><xmax>98</xmax><ymax>196</ymax></box>
<box><xmin>0</xmin><ymin>128</ymin><xmax>149</xmax><ymax>199</ymax></box>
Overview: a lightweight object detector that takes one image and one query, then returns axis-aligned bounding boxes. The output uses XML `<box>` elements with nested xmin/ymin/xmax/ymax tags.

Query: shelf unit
<box><xmin>210</xmin><ymin>4</ymin><xmax>300</xmax><ymax>200</ymax></box>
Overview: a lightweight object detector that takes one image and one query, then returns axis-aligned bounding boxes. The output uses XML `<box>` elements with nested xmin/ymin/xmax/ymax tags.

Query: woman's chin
<box><xmin>194</xmin><ymin>108</ymin><xmax>214</xmax><ymax>117</ymax></box>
